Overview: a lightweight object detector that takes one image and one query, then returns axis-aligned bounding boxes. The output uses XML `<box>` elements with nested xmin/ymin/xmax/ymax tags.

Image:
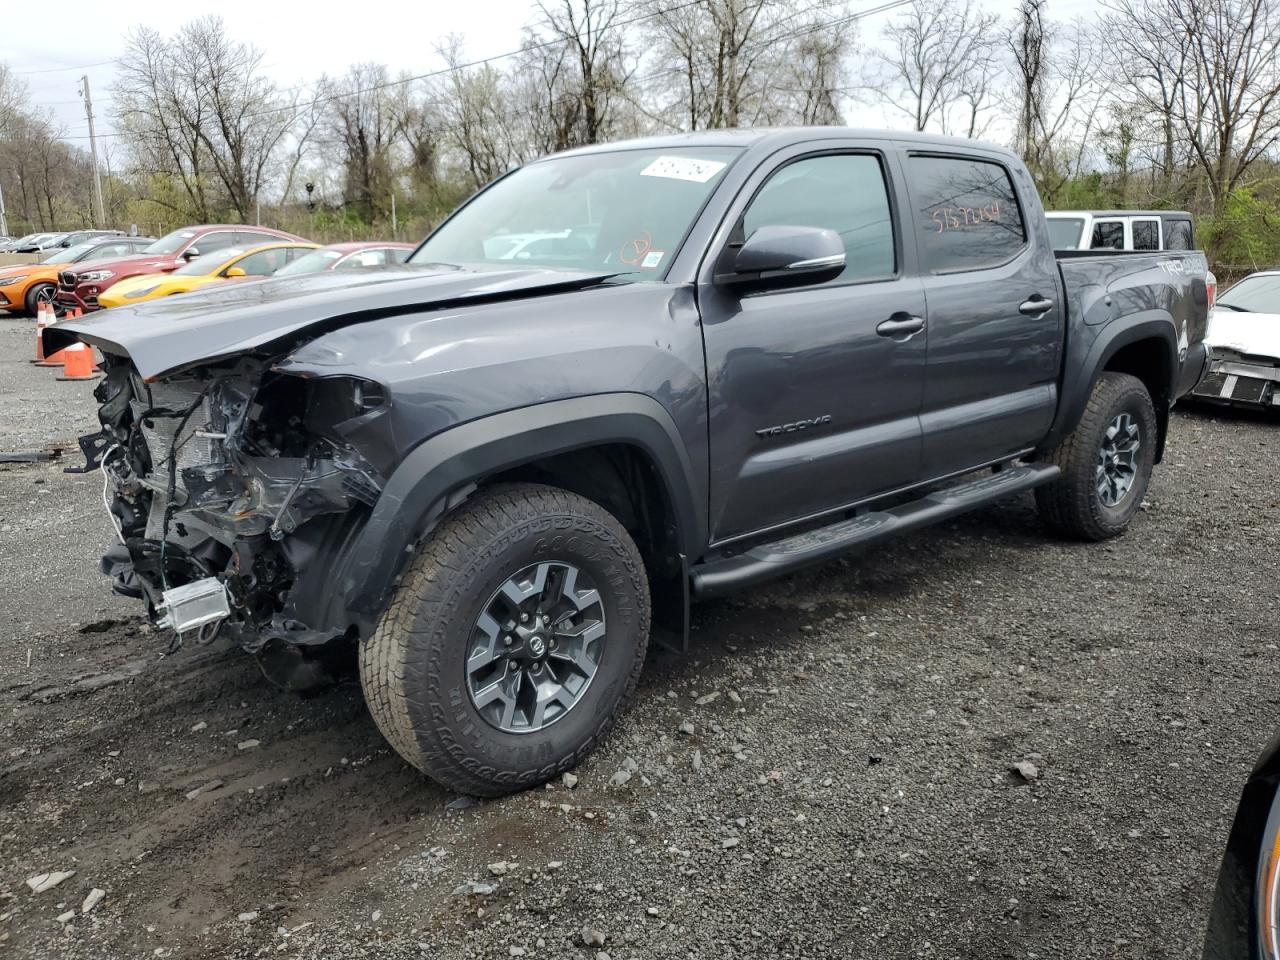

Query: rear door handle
<box><xmin>876</xmin><ymin>315</ymin><xmax>925</xmax><ymax>339</ymax></box>
<box><xmin>1019</xmin><ymin>296</ymin><xmax>1055</xmax><ymax>316</ymax></box>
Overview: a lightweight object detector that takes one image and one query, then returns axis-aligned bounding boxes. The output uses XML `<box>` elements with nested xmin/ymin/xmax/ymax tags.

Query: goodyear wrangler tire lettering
<box><xmin>358</xmin><ymin>482</ymin><xmax>650</xmax><ymax>797</ymax></box>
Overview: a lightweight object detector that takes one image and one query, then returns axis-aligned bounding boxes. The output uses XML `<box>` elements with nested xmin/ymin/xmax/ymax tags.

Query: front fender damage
<box><xmin>81</xmin><ymin>354</ymin><xmax>386</xmax><ymax>652</ymax></box>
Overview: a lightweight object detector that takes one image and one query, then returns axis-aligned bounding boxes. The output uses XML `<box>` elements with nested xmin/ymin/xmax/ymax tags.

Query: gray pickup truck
<box><xmin>49</xmin><ymin>128</ymin><xmax>1210</xmax><ymax>796</ymax></box>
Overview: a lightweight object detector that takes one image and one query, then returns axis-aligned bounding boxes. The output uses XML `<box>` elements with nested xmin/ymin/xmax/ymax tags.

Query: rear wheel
<box><xmin>24</xmin><ymin>282</ymin><xmax>55</xmax><ymax>317</ymax></box>
<box><xmin>359</xmin><ymin>483</ymin><xmax>650</xmax><ymax>796</ymax></box>
<box><xmin>1035</xmin><ymin>372</ymin><xmax>1157</xmax><ymax>540</ymax></box>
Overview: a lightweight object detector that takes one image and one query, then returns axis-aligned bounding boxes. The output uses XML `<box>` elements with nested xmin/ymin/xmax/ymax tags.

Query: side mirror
<box><xmin>224</xmin><ymin>266</ymin><xmax>247</xmax><ymax>278</ymax></box>
<box><xmin>183</xmin><ymin>246</ymin><xmax>201</xmax><ymax>261</ymax></box>
<box><xmin>716</xmin><ymin>225</ymin><xmax>846</xmax><ymax>289</ymax></box>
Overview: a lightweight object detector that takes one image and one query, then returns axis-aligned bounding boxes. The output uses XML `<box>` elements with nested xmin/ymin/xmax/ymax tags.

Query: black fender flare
<box><xmin>1042</xmin><ymin>312</ymin><xmax>1179</xmax><ymax>460</ymax></box>
<box><xmin>320</xmin><ymin>393</ymin><xmax>704</xmax><ymax>639</ymax></box>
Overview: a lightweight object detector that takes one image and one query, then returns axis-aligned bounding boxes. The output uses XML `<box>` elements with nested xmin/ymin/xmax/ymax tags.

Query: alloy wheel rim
<box><xmin>465</xmin><ymin>560</ymin><xmax>606</xmax><ymax>734</ymax></box>
<box><xmin>1096</xmin><ymin>411</ymin><xmax>1141</xmax><ymax>507</ymax></box>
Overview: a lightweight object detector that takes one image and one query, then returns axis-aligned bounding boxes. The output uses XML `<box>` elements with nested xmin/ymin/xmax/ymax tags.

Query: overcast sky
<box><xmin>4</xmin><ymin>0</ymin><xmax>1100</xmax><ymax>155</ymax></box>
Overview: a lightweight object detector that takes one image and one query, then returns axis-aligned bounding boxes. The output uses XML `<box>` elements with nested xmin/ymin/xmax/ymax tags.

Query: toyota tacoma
<box><xmin>47</xmin><ymin>128</ymin><xmax>1211</xmax><ymax>796</ymax></box>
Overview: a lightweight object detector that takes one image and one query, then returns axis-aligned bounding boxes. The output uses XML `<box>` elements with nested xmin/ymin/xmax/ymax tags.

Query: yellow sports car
<box><xmin>98</xmin><ymin>242</ymin><xmax>318</xmax><ymax>307</ymax></box>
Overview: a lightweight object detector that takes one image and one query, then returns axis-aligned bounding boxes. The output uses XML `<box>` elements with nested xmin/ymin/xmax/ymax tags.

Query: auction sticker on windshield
<box><xmin>640</xmin><ymin>155</ymin><xmax>728</xmax><ymax>183</ymax></box>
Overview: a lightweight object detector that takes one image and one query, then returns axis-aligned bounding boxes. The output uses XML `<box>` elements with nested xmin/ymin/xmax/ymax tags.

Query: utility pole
<box><xmin>80</xmin><ymin>76</ymin><xmax>106</xmax><ymax>227</ymax></box>
<box><xmin>0</xmin><ymin>177</ymin><xmax>7</xmax><ymax>238</ymax></box>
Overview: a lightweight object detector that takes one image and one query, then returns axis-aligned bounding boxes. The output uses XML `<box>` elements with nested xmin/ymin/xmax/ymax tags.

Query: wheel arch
<box><xmin>1044</xmin><ymin>312</ymin><xmax>1179</xmax><ymax>463</ymax></box>
<box><xmin>321</xmin><ymin>393</ymin><xmax>703</xmax><ymax>641</ymax></box>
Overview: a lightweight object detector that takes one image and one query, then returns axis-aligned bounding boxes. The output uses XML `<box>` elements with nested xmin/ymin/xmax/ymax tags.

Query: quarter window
<box><xmin>741</xmin><ymin>153</ymin><xmax>895</xmax><ymax>284</ymax></box>
<box><xmin>1164</xmin><ymin>219</ymin><xmax>1193</xmax><ymax>250</ymax></box>
<box><xmin>908</xmin><ymin>155</ymin><xmax>1026</xmax><ymax>272</ymax></box>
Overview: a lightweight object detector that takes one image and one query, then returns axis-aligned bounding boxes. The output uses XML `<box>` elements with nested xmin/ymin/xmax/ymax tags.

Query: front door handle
<box><xmin>876</xmin><ymin>315</ymin><xmax>925</xmax><ymax>339</ymax></box>
<box><xmin>1019</xmin><ymin>295</ymin><xmax>1055</xmax><ymax>316</ymax></box>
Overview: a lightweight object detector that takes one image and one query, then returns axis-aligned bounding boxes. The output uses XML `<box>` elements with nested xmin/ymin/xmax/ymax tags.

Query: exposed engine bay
<box><xmin>79</xmin><ymin>356</ymin><xmax>387</xmax><ymax>652</ymax></box>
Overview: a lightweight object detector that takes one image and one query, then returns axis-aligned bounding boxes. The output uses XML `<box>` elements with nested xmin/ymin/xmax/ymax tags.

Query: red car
<box><xmin>271</xmin><ymin>241</ymin><xmax>415</xmax><ymax>276</ymax></box>
<box><xmin>55</xmin><ymin>224</ymin><xmax>307</xmax><ymax>313</ymax></box>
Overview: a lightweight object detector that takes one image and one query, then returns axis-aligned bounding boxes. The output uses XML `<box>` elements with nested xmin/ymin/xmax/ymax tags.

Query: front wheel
<box><xmin>359</xmin><ymin>483</ymin><xmax>650</xmax><ymax>796</ymax></box>
<box><xmin>24</xmin><ymin>282</ymin><xmax>55</xmax><ymax>317</ymax></box>
<box><xmin>1035</xmin><ymin>372</ymin><xmax>1158</xmax><ymax>541</ymax></box>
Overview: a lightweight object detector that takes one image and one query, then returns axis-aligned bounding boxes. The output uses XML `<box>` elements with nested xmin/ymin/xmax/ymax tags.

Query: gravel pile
<box><xmin>2</xmin><ymin>314</ymin><xmax>1275</xmax><ymax>958</ymax></box>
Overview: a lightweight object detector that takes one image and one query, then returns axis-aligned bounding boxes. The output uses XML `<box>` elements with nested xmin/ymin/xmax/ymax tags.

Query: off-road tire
<box><xmin>23</xmin><ymin>282</ymin><xmax>55</xmax><ymax>317</ymax></box>
<box><xmin>1035</xmin><ymin>372</ymin><xmax>1157</xmax><ymax>541</ymax></box>
<box><xmin>359</xmin><ymin>483</ymin><xmax>650</xmax><ymax>797</ymax></box>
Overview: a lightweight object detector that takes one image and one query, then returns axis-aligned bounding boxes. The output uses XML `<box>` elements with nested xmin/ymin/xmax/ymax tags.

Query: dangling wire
<box><xmin>100</xmin><ymin>444</ymin><xmax>124</xmax><ymax>545</ymax></box>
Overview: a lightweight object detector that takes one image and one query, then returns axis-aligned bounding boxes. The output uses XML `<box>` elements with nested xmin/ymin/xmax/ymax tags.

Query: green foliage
<box><xmin>1200</xmin><ymin>187</ymin><xmax>1280</xmax><ymax>278</ymax></box>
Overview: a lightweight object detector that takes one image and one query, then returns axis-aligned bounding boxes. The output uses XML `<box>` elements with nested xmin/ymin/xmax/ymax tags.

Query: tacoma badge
<box><xmin>755</xmin><ymin>414</ymin><xmax>833</xmax><ymax>438</ymax></box>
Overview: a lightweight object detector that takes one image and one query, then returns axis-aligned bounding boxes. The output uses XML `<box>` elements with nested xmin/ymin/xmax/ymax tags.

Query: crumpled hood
<box><xmin>1206</xmin><ymin>309</ymin><xmax>1280</xmax><ymax>360</ymax></box>
<box><xmin>45</xmin><ymin>265</ymin><xmax>616</xmax><ymax>380</ymax></box>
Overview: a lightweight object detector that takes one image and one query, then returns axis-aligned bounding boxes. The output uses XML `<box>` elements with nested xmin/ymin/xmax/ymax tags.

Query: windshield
<box><xmin>410</xmin><ymin>146</ymin><xmax>741</xmax><ymax>278</ymax></box>
<box><xmin>1046</xmin><ymin>217</ymin><xmax>1086</xmax><ymax>249</ymax></box>
<box><xmin>172</xmin><ymin>247</ymin><xmax>246</xmax><ymax>276</ymax></box>
<box><xmin>1217</xmin><ymin>274</ymin><xmax>1280</xmax><ymax>313</ymax></box>
<box><xmin>145</xmin><ymin>229</ymin><xmax>198</xmax><ymax>255</ymax></box>
<box><xmin>43</xmin><ymin>241</ymin><xmax>97</xmax><ymax>263</ymax></box>
<box><xmin>274</xmin><ymin>248</ymin><xmax>344</xmax><ymax>276</ymax></box>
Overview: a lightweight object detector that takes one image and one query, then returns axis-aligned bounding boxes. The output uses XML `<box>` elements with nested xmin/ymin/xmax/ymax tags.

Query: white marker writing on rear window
<box><xmin>640</xmin><ymin>156</ymin><xmax>727</xmax><ymax>183</ymax></box>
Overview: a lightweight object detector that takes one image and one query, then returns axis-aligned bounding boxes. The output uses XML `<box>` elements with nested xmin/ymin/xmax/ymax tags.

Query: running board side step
<box><xmin>691</xmin><ymin>463</ymin><xmax>1060</xmax><ymax>598</ymax></box>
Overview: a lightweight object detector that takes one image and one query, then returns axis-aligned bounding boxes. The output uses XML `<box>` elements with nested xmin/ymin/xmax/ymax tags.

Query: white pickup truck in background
<box><xmin>1046</xmin><ymin>209</ymin><xmax>1196</xmax><ymax>252</ymax></box>
<box><xmin>1047</xmin><ymin>209</ymin><xmax>1216</xmax><ymax>309</ymax></box>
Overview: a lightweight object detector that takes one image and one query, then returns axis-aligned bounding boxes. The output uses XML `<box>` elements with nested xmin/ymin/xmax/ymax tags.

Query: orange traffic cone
<box><xmin>57</xmin><ymin>342</ymin><xmax>98</xmax><ymax>381</ymax></box>
<box><xmin>37</xmin><ymin>303</ymin><xmax>68</xmax><ymax>367</ymax></box>
<box><xmin>31</xmin><ymin>303</ymin><xmax>48</xmax><ymax>363</ymax></box>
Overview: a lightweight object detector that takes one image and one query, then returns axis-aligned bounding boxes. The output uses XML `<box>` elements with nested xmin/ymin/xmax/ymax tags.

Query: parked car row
<box><xmin>0</xmin><ymin>223</ymin><xmax>413</xmax><ymax>317</ymax></box>
<box><xmin>0</xmin><ymin>229</ymin><xmax>128</xmax><ymax>254</ymax></box>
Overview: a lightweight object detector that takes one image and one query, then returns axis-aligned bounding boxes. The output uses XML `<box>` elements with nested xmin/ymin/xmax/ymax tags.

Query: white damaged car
<box><xmin>1192</xmin><ymin>271</ymin><xmax>1280</xmax><ymax>409</ymax></box>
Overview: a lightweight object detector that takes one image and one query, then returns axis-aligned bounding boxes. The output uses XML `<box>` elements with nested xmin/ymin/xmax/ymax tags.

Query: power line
<box><xmin>49</xmin><ymin>0</ymin><xmax>714</xmax><ymax>140</ymax></box>
<box><xmin>15</xmin><ymin>57</ymin><xmax>120</xmax><ymax>76</ymax></box>
<box><xmin>53</xmin><ymin>0</ymin><xmax>909</xmax><ymax>146</ymax></box>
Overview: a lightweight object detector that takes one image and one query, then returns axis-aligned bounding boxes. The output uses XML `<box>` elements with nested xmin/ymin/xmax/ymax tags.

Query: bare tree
<box><xmin>876</xmin><ymin>0</ymin><xmax>1000</xmax><ymax>135</ymax></box>
<box><xmin>645</xmin><ymin>0</ymin><xmax>853</xmax><ymax>130</ymax></box>
<box><xmin>1106</xmin><ymin>0</ymin><xmax>1280</xmax><ymax>215</ymax></box>
<box><xmin>774</xmin><ymin>20</ymin><xmax>854</xmax><ymax>125</ymax></box>
<box><xmin>322</xmin><ymin>64</ymin><xmax>401</xmax><ymax>222</ymax></box>
<box><xmin>114</xmin><ymin>16</ymin><xmax>298</xmax><ymax>221</ymax></box>
<box><xmin>1009</xmin><ymin>0</ymin><xmax>1048</xmax><ymax>164</ymax></box>
<box><xmin>1100</xmin><ymin>0</ymin><xmax>1192</xmax><ymax>190</ymax></box>
<box><xmin>1006</xmin><ymin>7</ymin><xmax>1106</xmax><ymax>202</ymax></box>
<box><xmin>435</xmin><ymin>39</ymin><xmax>531</xmax><ymax>190</ymax></box>
<box><xmin>533</xmin><ymin>0</ymin><xmax>631</xmax><ymax>145</ymax></box>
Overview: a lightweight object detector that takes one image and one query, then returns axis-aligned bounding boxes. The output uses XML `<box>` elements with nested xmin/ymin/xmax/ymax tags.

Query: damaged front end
<box><xmin>81</xmin><ymin>355</ymin><xmax>387</xmax><ymax>652</ymax></box>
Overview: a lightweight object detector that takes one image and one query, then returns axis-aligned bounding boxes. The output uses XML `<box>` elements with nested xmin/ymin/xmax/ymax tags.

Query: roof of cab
<box><xmin>546</xmin><ymin>126</ymin><xmax>1017</xmax><ymax>162</ymax></box>
<box><xmin>1045</xmin><ymin>210</ymin><xmax>1194</xmax><ymax>218</ymax></box>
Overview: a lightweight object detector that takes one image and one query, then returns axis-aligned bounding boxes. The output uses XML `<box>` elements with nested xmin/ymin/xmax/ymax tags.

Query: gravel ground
<box><xmin>1</xmin><ymin>313</ymin><xmax>1277</xmax><ymax>959</ymax></box>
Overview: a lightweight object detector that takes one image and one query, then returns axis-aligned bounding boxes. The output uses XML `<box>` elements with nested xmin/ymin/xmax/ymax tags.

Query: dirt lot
<box><xmin>1</xmin><ymin>313</ymin><xmax>1277</xmax><ymax>960</ymax></box>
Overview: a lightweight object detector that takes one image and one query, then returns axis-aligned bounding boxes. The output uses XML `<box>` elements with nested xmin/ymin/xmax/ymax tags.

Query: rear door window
<box><xmin>1163</xmin><ymin>219</ymin><xmax>1193</xmax><ymax>250</ymax></box>
<box><xmin>907</xmin><ymin>155</ymin><xmax>1027</xmax><ymax>272</ymax></box>
<box><xmin>742</xmin><ymin>152</ymin><xmax>896</xmax><ymax>284</ymax></box>
<box><xmin>1090</xmin><ymin>220</ymin><xmax>1125</xmax><ymax>249</ymax></box>
<box><xmin>1132</xmin><ymin>219</ymin><xmax>1160</xmax><ymax>250</ymax></box>
<box><xmin>193</xmin><ymin>231</ymin><xmax>236</xmax><ymax>255</ymax></box>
